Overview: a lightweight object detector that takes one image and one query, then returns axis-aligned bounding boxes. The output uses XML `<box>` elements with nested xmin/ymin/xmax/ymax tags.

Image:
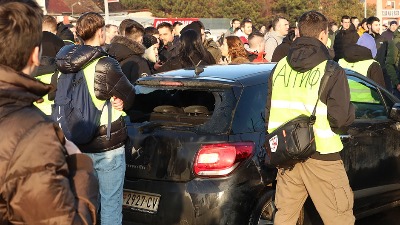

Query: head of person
<box><xmin>181</xmin><ymin>21</ymin><xmax>206</xmax><ymax>43</ymax></box>
<box><xmin>105</xmin><ymin>24</ymin><xmax>119</xmax><ymax>44</ymax></box>
<box><xmin>272</xmin><ymin>16</ymin><xmax>289</xmax><ymax>36</ymax></box>
<box><xmin>172</xmin><ymin>21</ymin><xmax>183</xmax><ymax>36</ymax></box>
<box><xmin>357</xmin><ymin>34</ymin><xmax>377</xmax><ymax>58</ymax></box>
<box><xmin>329</xmin><ymin>21</ymin><xmax>338</xmax><ymax>32</ymax></box>
<box><xmin>360</xmin><ymin>18</ymin><xmax>368</xmax><ymax>31</ymax></box>
<box><xmin>119</xmin><ymin>18</ymin><xmax>133</xmax><ymax>36</ymax></box>
<box><xmin>240</xmin><ymin>18</ymin><xmax>253</xmax><ymax>36</ymax></box>
<box><xmin>76</xmin><ymin>12</ymin><xmax>105</xmax><ymax>46</ymax></box>
<box><xmin>0</xmin><ymin>1</ymin><xmax>43</xmax><ymax>75</ymax></box>
<box><xmin>341</xmin><ymin>15</ymin><xmax>351</xmax><ymax>30</ymax></box>
<box><xmin>389</xmin><ymin>21</ymin><xmax>398</xmax><ymax>32</ymax></box>
<box><xmin>179</xmin><ymin>29</ymin><xmax>208</xmax><ymax>65</ymax></box>
<box><xmin>124</xmin><ymin>20</ymin><xmax>145</xmax><ymax>43</ymax></box>
<box><xmin>231</xmin><ymin>19</ymin><xmax>241</xmax><ymax>29</ymax></box>
<box><xmin>142</xmin><ymin>34</ymin><xmax>159</xmax><ymax>63</ymax></box>
<box><xmin>220</xmin><ymin>36</ymin><xmax>248</xmax><ymax>60</ymax></box>
<box><xmin>42</xmin><ymin>15</ymin><xmax>57</xmax><ymax>34</ymax></box>
<box><xmin>157</xmin><ymin>22</ymin><xmax>174</xmax><ymax>45</ymax></box>
<box><xmin>248</xmin><ymin>32</ymin><xmax>265</xmax><ymax>53</ymax></box>
<box><xmin>298</xmin><ymin>11</ymin><xmax>329</xmax><ymax>46</ymax></box>
<box><xmin>367</xmin><ymin>16</ymin><xmax>380</xmax><ymax>35</ymax></box>
<box><xmin>144</xmin><ymin>26</ymin><xmax>160</xmax><ymax>47</ymax></box>
<box><xmin>351</xmin><ymin>16</ymin><xmax>359</xmax><ymax>29</ymax></box>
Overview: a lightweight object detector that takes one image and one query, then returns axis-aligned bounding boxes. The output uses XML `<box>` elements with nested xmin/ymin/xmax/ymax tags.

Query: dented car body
<box><xmin>122</xmin><ymin>63</ymin><xmax>400</xmax><ymax>225</ymax></box>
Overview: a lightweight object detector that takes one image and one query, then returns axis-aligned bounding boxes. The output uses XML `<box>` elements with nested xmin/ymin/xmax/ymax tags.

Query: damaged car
<box><xmin>122</xmin><ymin>63</ymin><xmax>400</xmax><ymax>225</ymax></box>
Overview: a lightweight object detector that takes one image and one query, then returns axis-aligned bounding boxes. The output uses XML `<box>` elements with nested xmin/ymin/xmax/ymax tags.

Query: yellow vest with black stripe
<box><xmin>34</xmin><ymin>73</ymin><xmax>54</xmax><ymax>115</ymax></box>
<box><xmin>338</xmin><ymin>59</ymin><xmax>379</xmax><ymax>103</ymax></box>
<box><xmin>268</xmin><ymin>58</ymin><xmax>343</xmax><ymax>154</ymax></box>
<box><xmin>82</xmin><ymin>57</ymin><xmax>123</xmax><ymax>126</ymax></box>
<box><xmin>338</xmin><ymin>58</ymin><xmax>376</xmax><ymax>77</ymax></box>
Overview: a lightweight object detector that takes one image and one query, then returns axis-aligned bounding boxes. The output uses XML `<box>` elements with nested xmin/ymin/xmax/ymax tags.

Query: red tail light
<box><xmin>193</xmin><ymin>142</ymin><xmax>255</xmax><ymax>177</ymax></box>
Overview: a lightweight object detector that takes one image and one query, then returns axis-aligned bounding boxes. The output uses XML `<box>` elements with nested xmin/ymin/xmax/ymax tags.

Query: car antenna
<box><xmin>189</xmin><ymin>56</ymin><xmax>204</xmax><ymax>77</ymax></box>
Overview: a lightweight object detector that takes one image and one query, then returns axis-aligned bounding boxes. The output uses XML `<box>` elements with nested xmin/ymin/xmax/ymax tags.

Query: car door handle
<box><xmin>340</xmin><ymin>134</ymin><xmax>353</xmax><ymax>140</ymax></box>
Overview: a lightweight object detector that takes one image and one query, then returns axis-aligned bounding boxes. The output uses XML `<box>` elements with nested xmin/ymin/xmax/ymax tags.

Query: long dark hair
<box><xmin>179</xmin><ymin>29</ymin><xmax>208</xmax><ymax>67</ymax></box>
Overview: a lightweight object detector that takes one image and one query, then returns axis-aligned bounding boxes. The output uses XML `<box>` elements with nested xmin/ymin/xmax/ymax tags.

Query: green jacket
<box><xmin>385</xmin><ymin>29</ymin><xmax>400</xmax><ymax>88</ymax></box>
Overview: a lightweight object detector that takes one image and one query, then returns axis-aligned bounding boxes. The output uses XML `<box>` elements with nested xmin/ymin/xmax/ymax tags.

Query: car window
<box><xmin>127</xmin><ymin>85</ymin><xmax>237</xmax><ymax>134</ymax></box>
<box><xmin>232</xmin><ymin>84</ymin><xmax>267</xmax><ymax>133</ymax></box>
<box><xmin>348</xmin><ymin>76</ymin><xmax>387</xmax><ymax>119</ymax></box>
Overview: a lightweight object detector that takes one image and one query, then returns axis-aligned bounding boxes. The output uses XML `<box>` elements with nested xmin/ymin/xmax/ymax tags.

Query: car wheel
<box><xmin>248</xmin><ymin>190</ymin><xmax>309</xmax><ymax>225</ymax></box>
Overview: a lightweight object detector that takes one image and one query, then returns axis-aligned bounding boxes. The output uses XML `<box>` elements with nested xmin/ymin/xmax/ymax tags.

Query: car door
<box><xmin>340</xmin><ymin>73</ymin><xmax>400</xmax><ymax>218</ymax></box>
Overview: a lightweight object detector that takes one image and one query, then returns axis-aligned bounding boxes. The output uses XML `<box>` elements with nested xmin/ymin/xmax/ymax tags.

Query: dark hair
<box><xmin>367</xmin><ymin>16</ymin><xmax>380</xmax><ymax>25</ymax></box>
<box><xmin>43</xmin><ymin>15</ymin><xmax>57</xmax><ymax>32</ymax></box>
<box><xmin>329</xmin><ymin>21</ymin><xmax>337</xmax><ymax>27</ymax></box>
<box><xmin>298</xmin><ymin>11</ymin><xmax>328</xmax><ymax>39</ymax></box>
<box><xmin>350</xmin><ymin>16</ymin><xmax>358</xmax><ymax>22</ymax></box>
<box><xmin>341</xmin><ymin>15</ymin><xmax>350</xmax><ymax>22</ymax></box>
<box><xmin>119</xmin><ymin>19</ymin><xmax>133</xmax><ymax>36</ymax></box>
<box><xmin>144</xmin><ymin>26</ymin><xmax>159</xmax><ymax>36</ymax></box>
<box><xmin>272</xmin><ymin>16</ymin><xmax>287</xmax><ymax>30</ymax></box>
<box><xmin>156</xmin><ymin>22</ymin><xmax>173</xmax><ymax>31</ymax></box>
<box><xmin>0</xmin><ymin>1</ymin><xmax>42</xmax><ymax>71</ymax></box>
<box><xmin>241</xmin><ymin>19</ymin><xmax>252</xmax><ymax>28</ymax></box>
<box><xmin>76</xmin><ymin>12</ymin><xmax>104</xmax><ymax>41</ymax></box>
<box><xmin>173</xmin><ymin>21</ymin><xmax>183</xmax><ymax>28</ymax></box>
<box><xmin>191</xmin><ymin>21</ymin><xmax>205</xmax><ymax>30</ymax></box>
<box><xmin>179</xmin><ymin>29</ymin><xmax>208</xmax><ymax>67</ymax></box>
<box><xmin>125</xmin><ymin>20</ymin><xmax>144</xmax><ymax>41</ymax></box>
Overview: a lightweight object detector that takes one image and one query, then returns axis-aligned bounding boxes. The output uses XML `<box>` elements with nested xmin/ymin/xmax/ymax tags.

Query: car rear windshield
<box><xmin>127</xmin><ymin>85</ymin><xmax>237</xmax><ymax>134</ymax></box>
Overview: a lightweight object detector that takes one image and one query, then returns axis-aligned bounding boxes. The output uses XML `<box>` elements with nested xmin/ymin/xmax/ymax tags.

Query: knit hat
<box><xmin>142</xmin><ymin>35</ymin><xmax>158</xmax><ymax>49</ymax></box>
<box><xmin>356</xmin><ymin>33</ymin><xmax>377</xmax><ymax>58</ymax></box>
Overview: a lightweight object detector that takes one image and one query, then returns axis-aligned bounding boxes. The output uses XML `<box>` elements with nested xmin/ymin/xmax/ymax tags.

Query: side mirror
<box><xmin>389</xmin><ymin>103</ymin><xmax>400</xmax><ymax>121</ymax></box>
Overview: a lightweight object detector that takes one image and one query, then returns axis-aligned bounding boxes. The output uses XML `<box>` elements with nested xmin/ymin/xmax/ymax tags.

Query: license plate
<box><xmin>123</xmin><ymin>190</ymin><xmax>161</xmax><ymax>214</ymax></box>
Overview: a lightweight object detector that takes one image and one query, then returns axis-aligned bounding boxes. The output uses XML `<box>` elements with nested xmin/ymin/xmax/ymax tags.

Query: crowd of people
<box><xmin>0</xmin><ymin>0</ymin><xmax>399</xmax><ymax>224</ymax></box>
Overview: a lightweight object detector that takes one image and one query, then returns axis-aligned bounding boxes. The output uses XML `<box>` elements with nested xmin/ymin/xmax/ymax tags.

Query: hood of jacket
<box><xmin>0</xmin><ymin>65</ymin><xmax>52</xmax><ymax>119</ymax></box>
<box><xmin>343</xmin><ymin>44</ymin><xmax>373</xmax><ymax>62</ymax></box>
<box><xmin>287</xmin><ymin>36</ymin><xmax>331</xmax><ymax>72</ymax></box>
<box><xmin>107</xmin><ymin>36</ymin><xmax>145</xmax><ymax>62</ymax></box>
<box><xmin>55</xmin><ymin>45</ymin><xmax>107</xmax><ymax>74</ymax></box>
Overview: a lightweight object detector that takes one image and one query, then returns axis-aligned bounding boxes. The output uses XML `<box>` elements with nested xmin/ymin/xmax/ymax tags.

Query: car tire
<box><xmin>248</xmin><ymin>190</ymin><xmax>311</xmax><ymax>225</ymax></box>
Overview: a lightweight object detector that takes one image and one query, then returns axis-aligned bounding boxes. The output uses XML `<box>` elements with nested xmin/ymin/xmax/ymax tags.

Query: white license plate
<box><xmin>123</xmin><ymin>190</ymin><xmax>161</xmax><ymax>214</ymax></box>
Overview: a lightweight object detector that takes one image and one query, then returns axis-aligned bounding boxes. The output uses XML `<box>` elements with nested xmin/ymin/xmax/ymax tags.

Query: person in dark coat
<box><xmin>56</xmin><ymin>22</ymin><xmax>75</xmax><ymax>45</ymax></box>
<box><xmin>142</xmin><ymin>34</ymin><xmax>159</xmax><ymax>74</ymax></box>
<box><xmin>271</xmin><ymin>29</ymin><xmax>297</xmax><ymax>62</ymax></box>
<box><xmin>108</xmin><ymin>36</ymin><xmax>151</xmax><ymax>83</ymax></box>
<box><xmin>333</xmin><ymin>20</ymin><xmax>359</xmax><ymax>61</ymax></box>
<box><xmin>157</xmin><ymin>29</ymin><xmax>216</xmax><ymax>73</ymax></box>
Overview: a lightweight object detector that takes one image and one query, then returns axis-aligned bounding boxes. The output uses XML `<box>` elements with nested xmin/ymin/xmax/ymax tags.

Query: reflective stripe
<box><xmin>314</xmin><ymin>128</ymin><xmax>336</xmax><ymax>138</ymax></box>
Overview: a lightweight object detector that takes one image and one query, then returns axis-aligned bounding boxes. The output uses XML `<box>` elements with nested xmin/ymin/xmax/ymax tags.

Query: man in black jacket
<box><xmin>55</xmin><ymin>12</ymin><xmax>136</xmax><ymax>225</ymax></box>
<box><xmin>108</xmin><ymin>19</ymin><xmax>151</xmax><ymax>83</ymax></box>
<box><xmin>333</xmin><ymin>15</ymin><xmax>359</xmax><ymax>61</ymax></box>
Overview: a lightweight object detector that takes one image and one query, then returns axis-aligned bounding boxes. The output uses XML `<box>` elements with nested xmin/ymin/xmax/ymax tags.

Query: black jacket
<box><xmin>370</xmin><ymin>33</ymin><xmax>388</xmax><ymax>68</ymax></box>
<box><xmin>42</xmin><ymin>31</ymin><xmax>64</xmax><ymax>58</ymax></box>
<box><xmin>343</xmin><ymin>44</ymin><xmax>386</xmax><ymax>87</ymax></box>
<box><xmin>158</xmin><ymin>36</ymin><xmax>180</xmax><ymax>63</ymax></box>
<box><xmin>157</xmin><ymin>51</ymin><xmax>216</xmax><ymax>73</ymax></box>
<box><xmin>333</xmin><ymin>24</ymin><xmax>359</xmax><ymax>61</ymax></box>
<box><xmin>267</xmin><ymin>37</ymin><xmax>355</xmax><ymax>136</ymax></box>
<box><xmin>56</xmin><ymin>22</ymin><xmax>74</xmax><ymax>45</ymax></box>
<box><xmin>271</xmin><ymin>36</ymin><xmax>293</xmax><ymax>62</ymax></box>
<box><xmin>107</xmin><ymin>36</ymin><xmax>151</xmax><ymax>83</ymax></box>
<box><xmin>56</xmin><ymin>45</ymin><xmax>136</xmax><ymax>153</ymax></box>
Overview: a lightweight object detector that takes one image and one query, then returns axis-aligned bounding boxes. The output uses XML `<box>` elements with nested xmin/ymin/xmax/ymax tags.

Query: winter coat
<box><xmin>56</xmin><ymin>22</ymin><xmax>75</xmax><ymax>45</ymax></box>
<box><xmin>108</xmin><ymin>36</ymin><xmax>152</xmax><ymax>83</ymax></box>
<box><xmin>342</xmin><ymin>44</ymin><xmax>386</xmax><ymax>87</ymax></box>
<box><xmin>271</xmin><ymin>35</ymin><xmax>293</xmax><ymax>62</ymax></box>
<box><xmin>264</xmin><ymin>31</ymin><xmax>285</xmax><ymax>62</ymax></box>
<box><xmin>0</xmin><ymin>65</ymin><xmax>98</xmax><ymax>224</ymax></box>
<box><xmin>56</xmin><ymin>45</ymin><xmax>136</xmax><ymax>153</ymax></box>
<box><xmin>333</xmin><ymin>24</ymin><xmax>359</xmax><ymax>61</ymax></box>
<box><xmin>266</xmin><ymin>37</ymin><xmax>355</xmax><ymax>140</ymax></box>
<box><xmin>371</xmin><ymin>33</ymin><xmax>389</xmax><ymax>69</ymax></box>
<box><xmin>381</xmin><ymin>29</ymin><xmax>394</xmax><ymax>41</ymax></box>
<box><xmin>158</xmin><ymin>36</ymin><xmax>180</xmax><ymax>63</ymax></box>
<box><xmin>385</xmin><ymin>29</ymin><xmax>400</xmax><ymax>88</ymax></box>
<box><xmin>204</xmin><ymin>38</ymin><xmax>222</xmax><ymax>63</ymax></box>
<box><xmin>42</xmin><ymin>31</ymin><xmax>64</xmax><ymax>58</ymax></box>
<box><xmin>157</xmin><ymin>51</ymin><xmax>216</xmax><ymax>73</ymax></box>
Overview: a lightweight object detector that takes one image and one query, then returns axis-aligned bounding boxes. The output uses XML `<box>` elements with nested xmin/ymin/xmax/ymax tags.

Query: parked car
<box><xmin>122</xmin><ymin>63</ymin><xmax>400</xmax><ymax>225</ymax></box>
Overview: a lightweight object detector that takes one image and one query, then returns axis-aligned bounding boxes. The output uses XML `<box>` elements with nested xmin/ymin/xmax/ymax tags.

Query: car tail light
<box><xmin>193</xmin><ymin>142</ymin><xmax>254</xmax><ymax>177</ymax></box>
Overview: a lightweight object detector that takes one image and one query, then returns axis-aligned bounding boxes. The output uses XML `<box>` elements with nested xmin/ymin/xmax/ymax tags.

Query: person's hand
<box><xmin>154</xmin><ymin>60</ymin><xmax>163</xmax><ymax>70</ymax></box>
<box><xmin>64</xmin><ymin>138</ymin><xmax>81</xmax><ymax>155</ymax></box>
<box><xmin>111</xmin><ymin>96</ymin><xmax>124</xmax><ymax>111</ymax></box>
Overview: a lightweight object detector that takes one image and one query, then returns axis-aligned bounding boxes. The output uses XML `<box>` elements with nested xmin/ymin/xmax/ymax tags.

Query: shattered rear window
<box><xmin>127</xmin><ymin>85</ymin><xmax>237</xmax><ymax>134</ymax></box>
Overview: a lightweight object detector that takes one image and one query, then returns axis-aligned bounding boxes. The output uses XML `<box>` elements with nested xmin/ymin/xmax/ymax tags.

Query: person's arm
<box><xmin>7</xmin><ymin>123</ymin><xmax>98</xmax><ymax>225</ymax></box>
<box><xmin>95</xmin><ymin>57</ymin><xmax>136</xmax><ymax>111</ymax></box>
<box><xmin>367</xmin><ymin>62</ymin><xmax>386</xmax><ymax>88</ymax></box>
<box><xmin>322</xmin><ymin>66</ymin><xmax>355</xmax><ymax>133</ymax></box>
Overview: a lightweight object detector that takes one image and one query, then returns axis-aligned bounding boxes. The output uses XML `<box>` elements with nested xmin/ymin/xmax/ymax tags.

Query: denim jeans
<box><xmin>86</xmin><ymin>146</ymin><xmax>126</xmax><ymax>225</ymax></box>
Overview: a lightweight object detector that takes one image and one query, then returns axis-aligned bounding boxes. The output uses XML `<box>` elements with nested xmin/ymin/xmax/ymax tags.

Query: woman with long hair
<box><xmin>220</xmin><ymin>36</ymin><xmax>250</xmax><ymax>64</ymax></box>
<box><xmin>157</xmin><ymin>29</ymin><xmax>215</xmax><ymax>72</ymax></box>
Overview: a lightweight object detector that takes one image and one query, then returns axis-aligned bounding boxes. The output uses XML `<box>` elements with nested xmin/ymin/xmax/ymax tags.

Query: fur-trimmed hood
<box><xmin>107</xmin><ymin>36</ymin><xmax>145</xmax><ymax>62</ymax></box>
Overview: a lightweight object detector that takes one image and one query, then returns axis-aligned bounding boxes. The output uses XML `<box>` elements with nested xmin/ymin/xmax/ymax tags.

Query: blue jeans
<box><xmin>86</xmin><ymin>146</ymin><xmax>126</xmax><ymax>225</ymax></box>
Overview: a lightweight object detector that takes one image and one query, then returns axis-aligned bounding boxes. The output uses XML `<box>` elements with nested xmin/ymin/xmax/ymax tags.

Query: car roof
<box><xmin>149</xmin><ymin>63</ymin><xmax>276</xmax><ymax>86</ymax></box>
